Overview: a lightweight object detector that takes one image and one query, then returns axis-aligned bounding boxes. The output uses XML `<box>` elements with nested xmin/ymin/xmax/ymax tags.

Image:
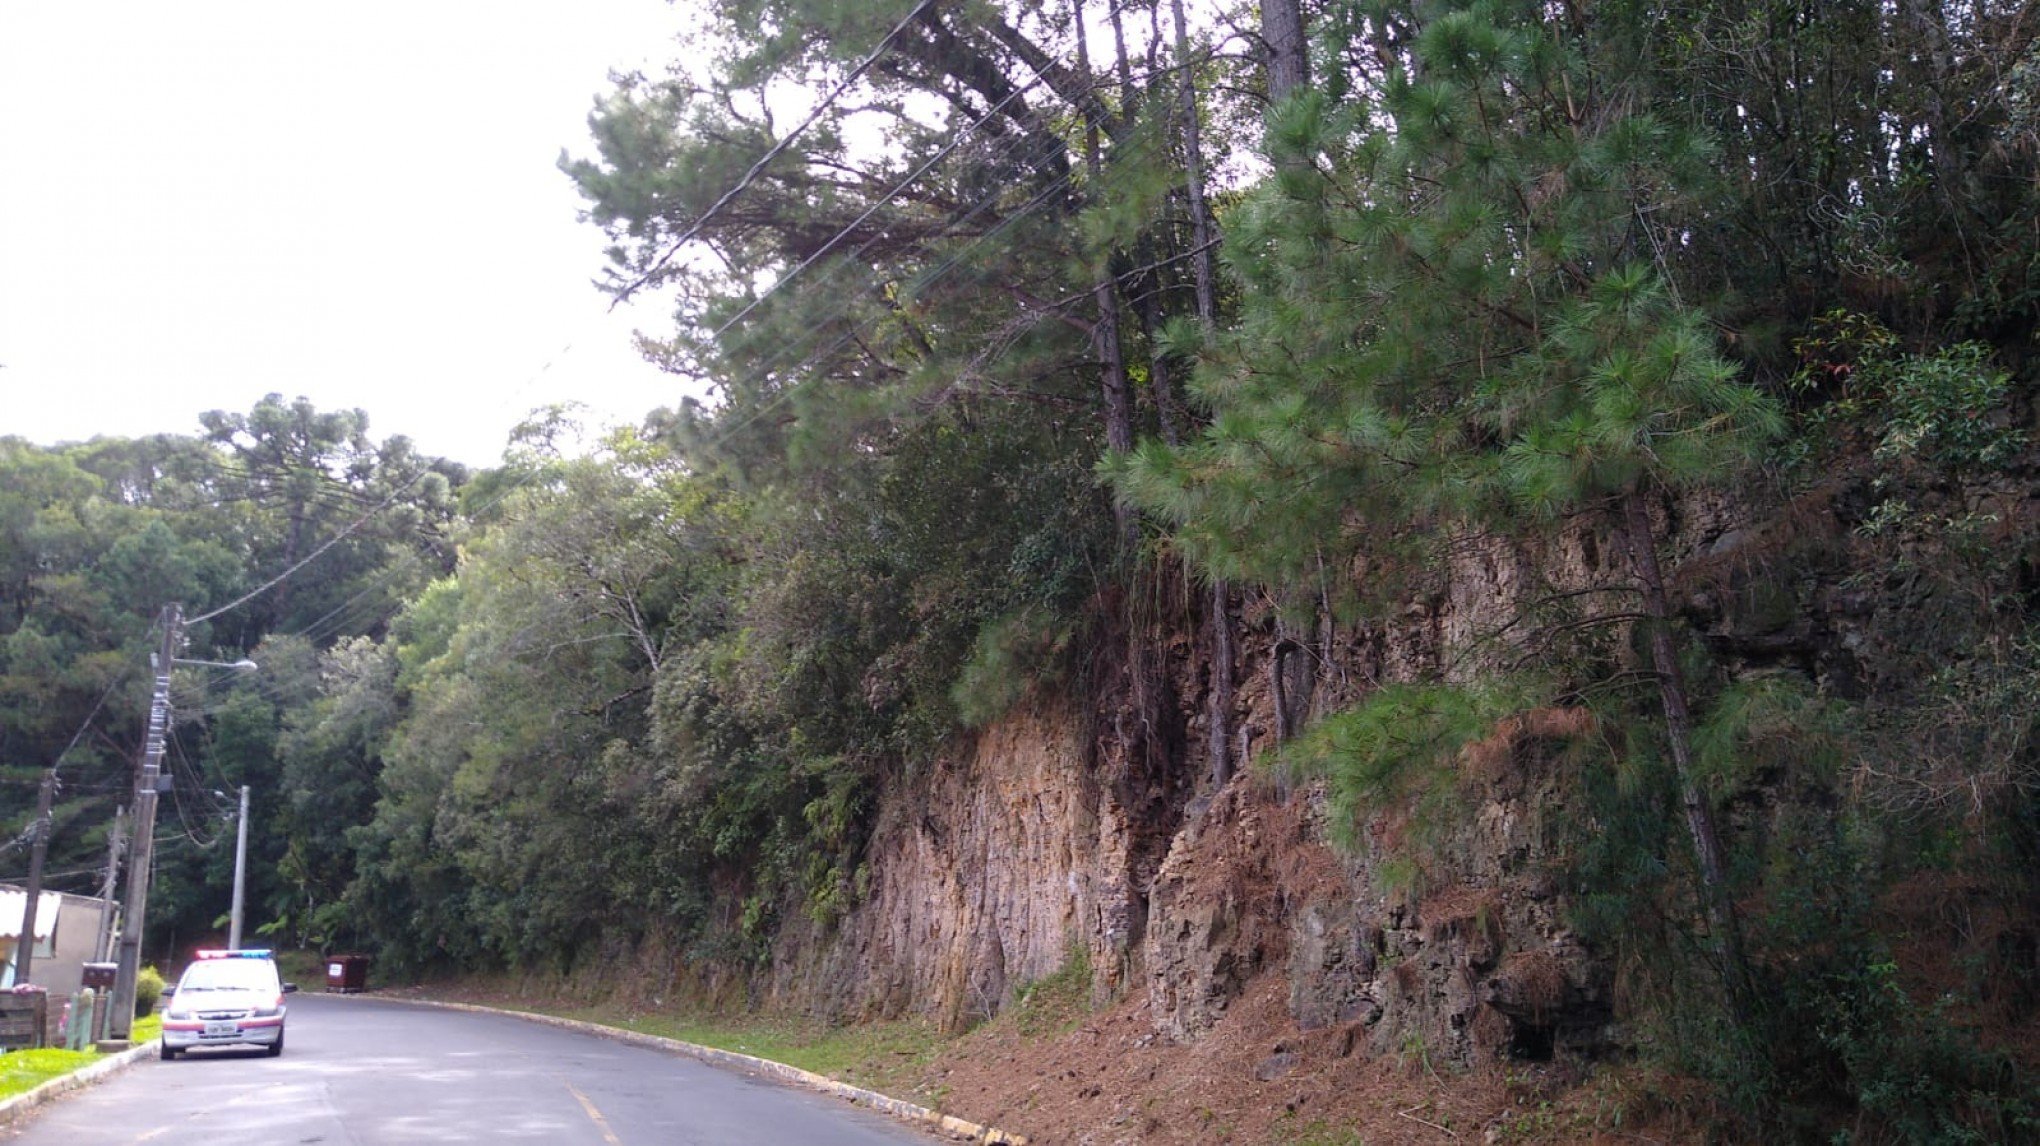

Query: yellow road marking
<box><xmin>565</xmin><ymin>1080</ymin><xmax>623</xmax><ymax>1146</ymax></box>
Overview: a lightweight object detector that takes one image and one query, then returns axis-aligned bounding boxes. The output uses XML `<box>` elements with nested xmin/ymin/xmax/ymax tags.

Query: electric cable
<box><xmin>163</xmin><ymin>727</ymin><xmax>226</xmax><ymax>850</ymax></box>
<box><xmin>12</xmin><ymin>13</ymin><xmax>1229</xmax><ymax>951</ymax></box>
<box><xmin>45</xmin><ymin>658</ymin><xmax>140</xmax><ymax>776</ymax></box>
<box><xmin>185</xmin><ymin>467</ymin><xmax>436</xmax><ymax>626</ymax></box>
<box><xmin>439</xmin><ymin>91</ymin><xmax>1086</xmax><ymax>526</ymax></box>
<box><xmin>615</xmin><ymin>38</ymin><xmax>1211</xmax><ymax>461</ymax></box>
<box><xmin>611</xmin><ymin>0</ymin><xmax>940</xmax><ymax>304</ymax></box>
<box><xmin>0</xmin><ymin>866</ymin><xmax>106</xmax><ymax>885</ymax></box>
<box><xmin>697</xmin><ymin>67</ymin><xmax>1054</xmax><ymax>345</ymax></box>
<box><xmin>255</xmin><ymin>11</ymin><xmax>1219</xmax><ymax>659</ymax></box>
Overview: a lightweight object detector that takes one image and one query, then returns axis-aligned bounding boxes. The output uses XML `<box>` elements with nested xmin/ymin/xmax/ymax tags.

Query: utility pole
<box><xmin>14</xmin><ymin>769</ymin><xmax>57</xmax><ymax>986</ymax></box>
<box><xmin>108</xmin><ymin>604</ymin><xmax>180</xmax><ymax>1043</ymax></box>
<box><xmin>94</xmin><ymin>807</ymin><xmax>126</xmax><ymax>963</ymax></box>
<box><xmin>228</xmin><ymin>785</ymin><xmax>249</xmax><ymax>950</ymax></box>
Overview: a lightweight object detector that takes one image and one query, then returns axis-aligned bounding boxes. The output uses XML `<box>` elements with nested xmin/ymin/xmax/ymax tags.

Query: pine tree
<box><xmin>1115</xmin><ymin>0</ymin><xmax>1782</xmax><ymax>985</ymax></box>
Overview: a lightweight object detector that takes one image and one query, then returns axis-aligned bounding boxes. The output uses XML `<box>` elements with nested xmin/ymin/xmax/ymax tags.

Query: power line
<box><xmin>186</xmin><ymin>467</ymin><xmax>436</xmax><ymax>626</ymax></box>
<box><xmin>679</xmin><ymin>104</ymin><xmax>1187</xmax><ymax>459</ymax></box>
<box><xmin>45</xmin><ymin>646</ymin><xmax>142</xmax><ymax>776</ymax></box>
<box><xmin>629</xmin><ymin>71</ymin><xmax>1126</xmax><ymax>454</ymax></box>
<box><xmin>0</xmin><ymin>866</ymin><xmax>106</xmax><ymax>885</ymax></box>
<box><xmin>410</xmin><ymin>22</ymin><xmax>1164</xmax><ymax>534</ymax></box>
<box><xmin>698</xmin><ymin>71</ymin><xmax>1054</xmax><ymax>346</ymax></box>
<box><xmin>275</xmin><ymin>10</ymin><xmax>1208</xmax><ymax>653</ymax></box>
<box><xmin>164</xmin><ymin>726</ymin><xmax>227</xmax><ymax>850</ymax></box>
<box><xmin>686</xmin><ymin>162</ymin><xmax>1087</xmax><ymax>457</ymax></box>
<box><xmin>617</xmin><ymin>26</ymin><xmax>1213</xmax><ymax>462</ymax></box>
<box><xmin>611</xmin><ymin>0</ymin><xmax>939</xmax><ymax>304</ymax></box>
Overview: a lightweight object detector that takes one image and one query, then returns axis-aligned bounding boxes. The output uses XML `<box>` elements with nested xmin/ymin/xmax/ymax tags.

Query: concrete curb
<box><xmin>0</xmin><ymin>1039</ymin><xmax>159</xmax><ymax>1127</ymax></box>
<box><xmin>350</xmin><ymin>994</ymin><xmax>1028</xmax><ymax>1144</ymax></box>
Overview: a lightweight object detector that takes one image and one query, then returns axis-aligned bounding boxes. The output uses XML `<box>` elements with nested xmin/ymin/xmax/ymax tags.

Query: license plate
<box><xmin>203</xmin><ymin>1021</ymin><xmax>238</xmax><ymax>1037</ymax></box>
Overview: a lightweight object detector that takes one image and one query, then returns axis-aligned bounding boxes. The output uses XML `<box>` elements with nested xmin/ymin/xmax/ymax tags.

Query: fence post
<box><xmin>67</xmin><ymin>988</ymin><xmax>97</xmax><ymax>1051</ymax></box>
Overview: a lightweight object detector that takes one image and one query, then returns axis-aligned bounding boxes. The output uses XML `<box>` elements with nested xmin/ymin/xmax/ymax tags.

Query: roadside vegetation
<box><xmin>7</xmin><ymin>0</ymin><xmax>2040</xmax><ymax>1137</ymax></box>
<box><xmin>0</xmin><ymin>1049</ymin><xmax>98</xmax><ymax>1103</ymax></box>
<box><xmin>0</xmin><ymin>1015</ymin><xmax>162</xmax><ymax>1103</ymax></box>
<box><xmin>414</xmin><ymin>980</ymin><xmax>947</xmax><ymax>1098</ymax></box>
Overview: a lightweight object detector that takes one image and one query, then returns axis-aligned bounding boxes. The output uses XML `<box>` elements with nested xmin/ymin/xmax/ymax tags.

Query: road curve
<box><xmin>1</xmin><ymin>993</ymin><xmax>939</xmax><ymax>1145</ymax></box>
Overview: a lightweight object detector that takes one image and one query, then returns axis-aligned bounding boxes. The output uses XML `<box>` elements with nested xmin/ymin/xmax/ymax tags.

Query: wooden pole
<box><xmin>94</xmin><ymin>807</ymin><xmax>126</xmax><ymax>963</ymax></box>
<box><xmin>14</xmin><ymin>769</ymin><xmax>57</xmax><ymax>988</ymax></box>
<box><xmin>109</xmin><ymin>605</ymin><xmax>180</xmax><ymax>1042</ymax></box>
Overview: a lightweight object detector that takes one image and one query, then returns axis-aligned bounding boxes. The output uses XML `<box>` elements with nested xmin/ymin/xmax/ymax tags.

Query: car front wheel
<box><xmin>267</xmin><ymin>1030</ymin><xmax>284</xmax><ymax>1057</ymax></box>
<box><xmin>161</xmin><ymin>1044</ymin><xmax>178</xmax><ymax>1061</ymax></box>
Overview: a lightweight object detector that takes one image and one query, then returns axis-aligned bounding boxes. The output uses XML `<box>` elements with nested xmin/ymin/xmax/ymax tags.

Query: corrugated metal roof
<box><xmin>0</xmin><ymin>890</ymin><xmax>61</xmax><ymax>941</ymax></box>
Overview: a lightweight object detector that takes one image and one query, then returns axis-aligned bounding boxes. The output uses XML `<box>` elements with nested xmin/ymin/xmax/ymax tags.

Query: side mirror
<box><xmin>281</xmin><ymin>982</ymin><xmax>299</xmax><ymax>994</ymax></box>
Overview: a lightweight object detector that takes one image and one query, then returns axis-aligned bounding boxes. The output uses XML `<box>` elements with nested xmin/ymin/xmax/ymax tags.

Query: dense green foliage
<box><xmin>0</xmin><ymin>397</ymin><xmax>460</xmax><ymax>962</ymax></box>
<box><xmin>132</xmin><ymin>966</ymin><xmax>164</xmax><ymax>1019</ymax></box>
<box><xmin>7</xmin><ymin>0</ymin><xmax>2040</xmax><ymax>1136</ymax></box>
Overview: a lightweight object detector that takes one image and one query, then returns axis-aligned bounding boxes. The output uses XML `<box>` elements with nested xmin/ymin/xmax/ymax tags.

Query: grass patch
<box><xmin>483</xmin><ymin>948</ymin><xmax>1097</xmax><ymax>1098</ymax></box>
<box><xmin>0</xmin><ymin>1048</ymin><xmax>99</xmax><ymax>1101</ymax></box>
<box><xmin>275</xmin><ymin>950</ymin><xmax>329</xmax><ymax>989</ymax></box>
<box><xmin>1270</xmin><ymin>1117</ymin><xmax>1367</xmax><ymax>1146</ymax></box>
<box><xmin>0</xmin><ymin>1010</ymin><xmax>163</xmax><ymax>1101</ymax></box>
<box><xmin>1005</xmin><ymin>945</ymin><xmax>1092</xmax><ymax>1038</ymax></box>
<box><xmin>519</xmin><ymin>1004</ymin><xmax>947</xmax><ymax>1095</ymax></box>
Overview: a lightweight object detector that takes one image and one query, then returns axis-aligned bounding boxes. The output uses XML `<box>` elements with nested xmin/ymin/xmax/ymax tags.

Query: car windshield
<box><xmin>177</xmin><ymin>960</ymin><xmax>278</xmax><ymax>993</ymax></box>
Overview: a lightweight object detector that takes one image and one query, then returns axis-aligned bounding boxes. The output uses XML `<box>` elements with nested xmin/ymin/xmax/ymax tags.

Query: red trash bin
<box><xmin>324</xmin><ymin>955</ymin><xmax>370</xmax><ymax>993</ymax></box>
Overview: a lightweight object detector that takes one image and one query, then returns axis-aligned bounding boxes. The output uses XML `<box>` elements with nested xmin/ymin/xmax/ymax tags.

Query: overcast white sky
<box><xmin>1</xmin><ymin>1</ymin><xmax>700</xmax><ymax>468</ymax></box>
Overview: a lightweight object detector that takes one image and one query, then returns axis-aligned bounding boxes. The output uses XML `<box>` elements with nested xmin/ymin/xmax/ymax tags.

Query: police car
<box><xmin>159</xmin><ymin>949</ymin><xmax>298</xmax><ymax>1060</ymax></box>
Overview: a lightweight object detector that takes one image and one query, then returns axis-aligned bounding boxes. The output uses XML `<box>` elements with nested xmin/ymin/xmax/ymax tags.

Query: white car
<box><xmin>160</xmin><ymin>949</ymin><xmax>298</xmax><ymax>1060</ymax></box>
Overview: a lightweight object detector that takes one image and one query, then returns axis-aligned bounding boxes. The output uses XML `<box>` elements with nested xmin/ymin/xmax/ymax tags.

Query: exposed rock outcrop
<box><xmin>773</xmin><ymin>697</ymin><xmax>1155</xmax><ymax>1030</ymax></box>
<box><xmin>768</xmin><ymin>473</ymin><xmax>2004</xmax><ymax>1069</ymax></box>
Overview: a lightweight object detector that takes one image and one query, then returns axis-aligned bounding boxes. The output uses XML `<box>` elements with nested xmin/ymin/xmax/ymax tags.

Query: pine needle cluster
<box><xmin>1115</xmin><ymin>0</ymin><xmax>1780</xmax><ymax>583</ymax></box>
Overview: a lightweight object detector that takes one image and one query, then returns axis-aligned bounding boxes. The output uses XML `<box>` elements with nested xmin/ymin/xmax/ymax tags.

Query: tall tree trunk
<box><xmin>1261</xmin><ymin>0</ymin><xmax>1309</xmax><ymax>104</ymax></box>
<box><xmin>1259</xmin><ymin>0</ymin><xmax>1317</xmax><ymax>759</ymax></box>
<box><xmin>1174</xmin><ymin>0</ymin><xmax>1219</xmax><ymax>333</ymax></box>
<box><xmin>1131</xmin><ymin>270</ymin><xmax>1187</xmax><ymax>447</ymax></box>
<box><xmin>1086</xmin><ymin>259</ymin><xmax>1136</xmax><ymax>468</ymax></box>
<box><xmin>1072</xmin><ymin>0</ymin><xmax>1138</xmax><ymax>512</ymax></box>
<box><xmin>273</xmin><ymin>497</ymin><xmax>305</xmax><ymax>626</ymax></box>
<box><xmin>1174</xmin><ymin>0</ymin><xmax>1234</xmax><ymax>785</ymax></box>
<box><xmin>1075</xmin><ymin>0</ymin><xmax>1168</xmax><ymax>859</ymax></box>
<box><xmin>1120</xmin><ymin>3</ymin><xmax>1188</xmax><ymax>456</ymax></box>
<box><xmin>1108</xmin><ymin>0</ymin><xmax>1141</xmax><ymax>117</ymax></box>
<box><xmin>1621</xmin><ymin>488</ymin><xmax>1750</xmax><ymax>1000</ymax></box>
<box><xmin>899</xmin><ymin>8</ymin><xmax>1073</xmax><ymax>188</ymax></box>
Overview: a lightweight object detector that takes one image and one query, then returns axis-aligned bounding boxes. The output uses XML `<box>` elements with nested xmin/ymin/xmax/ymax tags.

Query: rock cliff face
<box><xmin>1127</xmin><ymin>565</ymin><xmax>1625</xmax><ymax>1069</ymax></box>
<box><xmin>773</xmin><ymin>697</ymin><xmax>1156</xmax><ymax>1030</ymax></box>
<box><xmin>770</xmin><ymin>504</ymin><xmax>1668</xmax><ymax>1058</ymax></box>
<box><xmin>1144</xmin><ymin>708</ymin><xmax>1611</xmax><ymax>1067</ymax></box>
<box><xmin>773</xmin><ymin>475</ymin><xmax>1999</xmax><ymax>1063</ymax></box>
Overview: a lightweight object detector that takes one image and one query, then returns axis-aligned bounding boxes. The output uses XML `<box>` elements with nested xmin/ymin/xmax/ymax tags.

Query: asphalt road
<box><xmin>2</xmin><ymin>994</ymin><xmax>939</xmax><ymax>1145</ymax></box>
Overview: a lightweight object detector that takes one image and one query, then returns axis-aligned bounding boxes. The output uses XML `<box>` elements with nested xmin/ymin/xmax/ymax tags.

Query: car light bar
<box><xmin>194</xmin><ymin>948</ymin><xmax>274</xmax><ymax>959</ymax></box>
